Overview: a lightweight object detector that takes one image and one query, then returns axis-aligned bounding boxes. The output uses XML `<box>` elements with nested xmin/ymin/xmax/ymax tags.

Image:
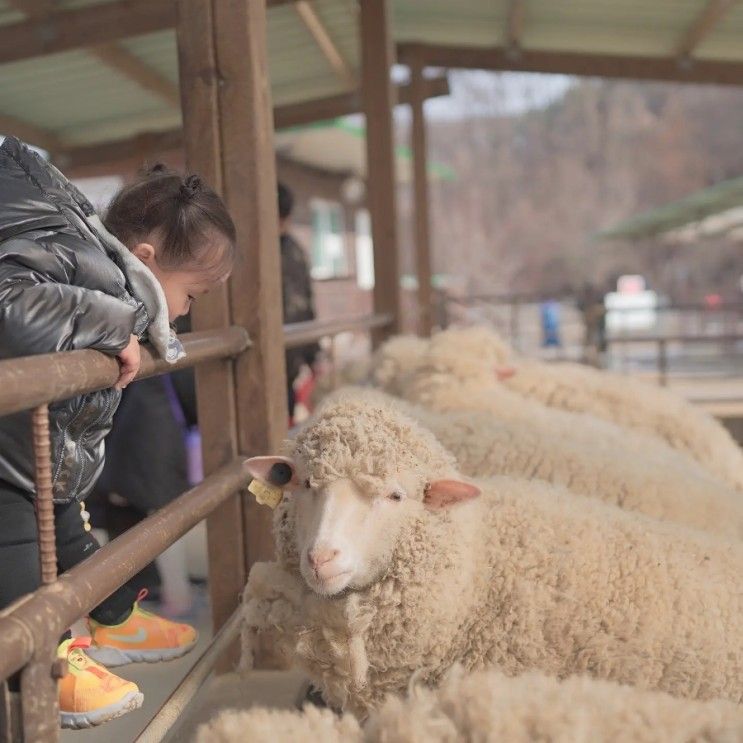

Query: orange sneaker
<box><xmin>85</xmin><ymin>589</ymin><xmax>198</xmax><ymax>667</ymax></box>
<box><xmin>58</xmin><ymin>637</ymin><xmax>143</xmax><ymax>729</ymax></box>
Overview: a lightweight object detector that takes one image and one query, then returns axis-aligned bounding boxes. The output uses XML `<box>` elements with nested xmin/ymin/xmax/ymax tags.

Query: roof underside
<box><xmin>0</xmin><ymin>0</ymin><xmax>742</xmax><ymax>157</ymax></box>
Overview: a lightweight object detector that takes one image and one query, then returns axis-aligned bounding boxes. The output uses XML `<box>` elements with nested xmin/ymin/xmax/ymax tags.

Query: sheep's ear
<box><xmin>245</xmin><ymin>456</ymin><xmax>298</xmax><ymax>488</ymax></box>
<box><xmin>495</xmin><ymin>365</ymin><xmax>517</xmax><ymax>381</ymax></box>
<box><xmin>424</xmin><ymin>480</ymin><xmax>481</xmax><ymax>510</ymax></box>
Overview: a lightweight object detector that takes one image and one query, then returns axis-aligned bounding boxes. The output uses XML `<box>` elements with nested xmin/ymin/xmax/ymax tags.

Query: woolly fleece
<box><xmin>506</xmin><ymin>357</ymin><xmax>743</xmax><ymax>491</ymax></box>
<box><xmin>399</xmin><ymin>328</ymin><xmax>727</xmax><ymax>487</ymax></box>
<box><xmin>203</xmin><ymin>666</ymin><xmax>743</xmax><ymax>742</ymax></box>
<box><xmin>324</xmin><ymin>387</ymin><xmax>743</xmax><ymax>541</ymax></box>
<box><xmin>243</xmin><ymin>397</ymin><xmax>743</xmax><ymax>716</ymax></box>
<box><xmin>428</xmin><ymin>325</ymin><xmax>743</xmax><ymax>491</ymax></box>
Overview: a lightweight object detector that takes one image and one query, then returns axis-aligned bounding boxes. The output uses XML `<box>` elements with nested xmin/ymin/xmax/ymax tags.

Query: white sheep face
<box><xmin>293</xmin><ymin>474</ymin><xmax>420</xmax><ymax>596</ymax></box>
<box><xmin>246</xmin><ymin>456</ymin><xmax>481</xmax><ymax>597</ymax></box>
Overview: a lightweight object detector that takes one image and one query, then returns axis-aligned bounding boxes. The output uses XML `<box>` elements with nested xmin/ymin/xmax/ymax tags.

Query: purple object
<box><xmin>162</xmin><ymin>374</ymin><xmax>203</xmax><ymax>486</ymax></box>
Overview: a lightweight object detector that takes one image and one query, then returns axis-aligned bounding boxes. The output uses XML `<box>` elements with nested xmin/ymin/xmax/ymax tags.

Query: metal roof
<box><xmin>0</xmin><ymin>0</ymin><xmax>742</xmax><ymax>157</ymax></box>
<box><xmin>595</xmin><ymin>176</ymin><xmax>743</xmax><ymax>241</ymax></box>
<box><xmin>275</xmin><ymin>119</ymin><xmax>456</xmax><ymax>181</ymax></box>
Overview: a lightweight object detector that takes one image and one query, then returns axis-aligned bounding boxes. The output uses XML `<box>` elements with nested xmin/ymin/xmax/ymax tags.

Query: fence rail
<box><xmin>0</xmin><ymin>313</ymin><xmax>391</xmax><ymax>742</ymax></box>
<box><xmin>284</xmin><ymin>313</ymin><xmax>393</xmax><ymax>348</ymax></box>
<box><xmin>0</xmin><ymin>328</ymin><xmax>250</xmax><ymax>417</ymax></box>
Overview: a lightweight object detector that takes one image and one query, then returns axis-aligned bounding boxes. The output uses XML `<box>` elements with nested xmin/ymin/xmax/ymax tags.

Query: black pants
<box><xmin>0</xmin><ymin>483</ymin><xmax>139</xmax><ymax>625</ymax></box>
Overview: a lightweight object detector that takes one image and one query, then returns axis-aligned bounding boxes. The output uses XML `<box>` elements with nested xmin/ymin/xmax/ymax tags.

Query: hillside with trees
<box><xmin>398</xmin><ymin>74</ymin><xmax>743</xmax><ymax>302</ymax></box>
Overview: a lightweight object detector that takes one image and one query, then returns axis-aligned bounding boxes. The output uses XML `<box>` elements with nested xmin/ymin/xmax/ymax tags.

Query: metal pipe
<box><xmin>31</xmin><ymin>406</ymin><xmax>57</xmax><ymax>585</ymax></box>
<box><xmin>0</xmin><ymin>327</ymin><xmax>250</xmax><ymax>418</ymax></box>
<box><xmin>134</xmin><ymin>609</ymin><xmax>242</xmax><ymax>743</ymax></box>
<box><xmin>0</xmin><ymin>458</ymin><xmax>249</xmax><ymax>682</ymax></box>
<box><xmin>283</xmin><ymin>313</ymin><xmax>393</xmax><ymax>349</ymax></box>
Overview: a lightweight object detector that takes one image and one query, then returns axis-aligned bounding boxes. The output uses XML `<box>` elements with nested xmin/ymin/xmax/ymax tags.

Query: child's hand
<box><xmin>115</xmin><ymin>334</ymin><xmax>140</xmax><ymax>390</ymax></box>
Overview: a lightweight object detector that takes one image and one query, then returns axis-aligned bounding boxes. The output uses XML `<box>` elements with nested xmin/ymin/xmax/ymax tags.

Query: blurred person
<box><xmin>577</xmin><ymin>282</ymin><xmax>607</xmax><ymax>367</ymax></box>
<box><xmin>539</xmin><ymin>298</ymin><xmax>562</xmax><ymax>355</ymax></box>
<box><xmin>278</xmin><ymin>182</ymin><xmax>320</xmax><ymax>422</ymax></box>
<box><xmin>0</xmin><ymin>140</ymin><xmax>235</xmax><ymax>728</ymax></box>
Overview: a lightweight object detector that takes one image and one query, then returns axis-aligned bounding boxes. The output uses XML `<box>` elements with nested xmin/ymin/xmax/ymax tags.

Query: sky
<box><xmin>393</xmin><ymin>68</ymin><xmax>575</xmax><ymax>122</ymax></box>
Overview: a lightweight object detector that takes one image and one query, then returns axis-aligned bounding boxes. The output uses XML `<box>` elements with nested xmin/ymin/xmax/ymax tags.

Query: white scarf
<box><xmin>88</xmin><ymin>214</ymin><xmax>186</xmax><ymax>364</ymax></box>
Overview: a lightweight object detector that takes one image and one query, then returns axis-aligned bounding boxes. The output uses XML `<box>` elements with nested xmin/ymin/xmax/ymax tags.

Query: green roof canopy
<box><xmin>595</xmin><ymin>176</ymin><xmax>743</xmax><ymax>241</ymax></box>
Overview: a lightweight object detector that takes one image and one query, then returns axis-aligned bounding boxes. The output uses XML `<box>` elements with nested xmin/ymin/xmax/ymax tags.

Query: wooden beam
<box><xmin>177</xmin><ymin>0</ymin><xmax>286</xmax><ymax>665</ymax></box>
<box><xmin>5</xmin><ymin>0</ymin><xmax>53</xmax><ymax>16</ymax></box>
<box><xmin>409</xmin><ymin>52</ymin><xmax>433</xmax><ymax>337</ymax></box>
<box><xmin>56</xmin><ymin>76</ymin><xmax>451</xmax><ymax>175</ymax></box>
<box><xmin>506</xmin><ymin>0</ymin><xmax>525</xmax><ymax>51</ymax></box>
<box><xmin>676</xmin><ymin>0</ymin><xmax>738</xmax><ymax>59</ymax></box>
<box><xmin>91</xmin><ymin>44</ymin><xmax>180</xmax><ymax>107</ymax></box>
<box><xmin>360</xmin><ymin>0</ymin><xmax>402</xmax><ymax>343</ymax></box>
<box><xmin>294</xmin><ymin>0</ymin><xmax>355</xmax><ymax>88</ymax></box>
<box><xmin>0</xmin><ymin>114</ymin><xmax>61</xmax><ymax>153</ymax></box>
<box><xmin>398</xmin><ymin>42</ymin><xmax>743</xmax><ymax>86</ymax></box>
<box><xmin>176</xmin><ymin>0</ymin><xmax>242</xmax><ymax>656</ymax></box>
<box><xmin>0</xmin><ymin>0</ymin><xmax>176</xmax><ymax>65</ymax></box>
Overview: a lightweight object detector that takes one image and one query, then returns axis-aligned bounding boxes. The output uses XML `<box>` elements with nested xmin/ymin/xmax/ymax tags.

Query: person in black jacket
<box><xmin>278</xmin><ymin>182</ymin><xmax>320</xmax><ymax>419</ymax></box>
<box><xmin>0</xmin><ymin>139</ymin><xmax>235</xmax><ymax>729</ymax></box>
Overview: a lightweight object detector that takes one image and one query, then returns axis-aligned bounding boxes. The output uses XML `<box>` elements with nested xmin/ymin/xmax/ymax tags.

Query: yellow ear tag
<box><xmin>248</xmin><ymin>479</ymin><xmax>283</xmax><ymax>509</ymax></box>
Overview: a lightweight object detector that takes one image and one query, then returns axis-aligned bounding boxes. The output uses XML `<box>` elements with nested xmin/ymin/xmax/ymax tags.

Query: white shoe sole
<box><xmin>60</xmin><ymin>690</ymin><xmax>144</xmax><ymax>729</ymax></box>
<box><xmin>84</xmin><ymin>636</ymin><xmax>198</xmax><ymax>667</ymax></box>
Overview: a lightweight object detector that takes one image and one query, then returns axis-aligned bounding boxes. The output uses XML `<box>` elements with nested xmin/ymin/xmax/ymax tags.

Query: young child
<box><xmin>0</xmin><ymin>137</ymin><xmax>235</xmax><ymax>729</ymax></box>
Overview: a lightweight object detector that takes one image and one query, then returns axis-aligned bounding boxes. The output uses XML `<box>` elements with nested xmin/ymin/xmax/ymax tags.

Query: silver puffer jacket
<box><xmin>0</xmin><ymin>137</ymin><xmax>153</xmax><ymax>503</ymax></box>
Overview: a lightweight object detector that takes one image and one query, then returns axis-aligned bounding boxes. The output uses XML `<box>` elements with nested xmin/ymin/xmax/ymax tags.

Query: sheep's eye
<box><xmin>304</xmin><ymin>478</ymin><xmax>311</xmax><ymax>489</ymax></box>
<box><xmin>388</xmin><ymin>491</ymin><xmax>403</xmax><ymax>502</ymax></box>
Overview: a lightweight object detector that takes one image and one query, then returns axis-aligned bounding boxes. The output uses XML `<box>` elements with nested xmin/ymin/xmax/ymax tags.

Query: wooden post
<box><xmin>176</xmin><ymin>0</ymin><xmax>287</xmax><ymax>661</ymax></box>
<box><xmin>360</xmin><ymin>0</ymin><xmax>402</xmax><ymax>344</ymax></box>
<box><xmin>409</xmin><ymin>52</ymin><xmax>433</xmax><ymax>337</ymax></box>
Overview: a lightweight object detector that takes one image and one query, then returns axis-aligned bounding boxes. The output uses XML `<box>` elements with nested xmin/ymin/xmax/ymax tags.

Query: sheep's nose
<box><xmin>307</xmin><ymin>546</ymin><xmax>339</xmax><ymax>569</ymax></box>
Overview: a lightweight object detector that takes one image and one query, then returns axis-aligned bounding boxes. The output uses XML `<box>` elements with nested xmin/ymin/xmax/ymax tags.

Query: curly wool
<box><xmin>290</xmin><ymin>396</ymin><xmax>457</xmax><ymax>498</ymax></box>
<box><xmin>195</xmin><ymin>703</ymin><xmax>361</xmax><ymax>743</ymax></box>
<box><xmin>428</xmin><ymin>325</ymin><xmax>743</xmax><ymax>492</ymax></box>
<box><xmin>400</xmin><ymin>329</ymin><xmax>727</xmax><ymax>484</ymax></box>
<box><xmin>202</xmin><ymin>666</ymin><xmax>743</xmax><ymax>743</ymax></box>
<box><xmin>506</xmin><ymin>358</ymin><xmax>743</xmax><ymax>491</ymax></box>
<box><xmin>324</xmin><ymin>387</ymin><xmax>743</xmax><ymax>541</ymax></box>
<box><xmin>243</xmin><ymin>398</ymin><xmax>743</xmax><ymax>717</ymax></box>
<box><xmin>370</xmin><ymin>335</ymin><xmax>428</xmax><ymax>396</ymax></box>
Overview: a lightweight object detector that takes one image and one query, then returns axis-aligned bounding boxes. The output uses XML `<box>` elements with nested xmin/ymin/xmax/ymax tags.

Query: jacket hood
<box><xmin>0</xmin><ymin>136</ymin><xmax>100</xmax><ymax>244</ymax></box>
<box><xmin>0</xmin><ymin>137</ymin><xmax>184</xmax><ymax>363</ymax></box>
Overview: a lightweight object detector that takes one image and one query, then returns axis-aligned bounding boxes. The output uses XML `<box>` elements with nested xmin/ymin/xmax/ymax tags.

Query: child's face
<box><xmin>132</xmin><ymin>237</ymin><xmax>231</xmax><ymax>321</ymax></box>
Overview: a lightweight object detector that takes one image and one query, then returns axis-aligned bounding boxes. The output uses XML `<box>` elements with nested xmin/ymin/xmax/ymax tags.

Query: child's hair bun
<box><xmin>147</xmin><ymin>162</ymin><xmax>169</xmax><ymax>175</ymax></box>
<box><xmin>180</xmin><ymin>174</ymin><xmax>202</xmax><ymax>201</ymax></box>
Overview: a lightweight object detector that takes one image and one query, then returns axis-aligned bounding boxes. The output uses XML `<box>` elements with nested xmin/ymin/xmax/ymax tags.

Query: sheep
<box><xmin>199</xmin><ymin>666</ymin><xmax>743</xmax><ymax>743</ymax></box>
<box><xmin>429</xmin><ymin>325</ymin><xmax>743</xmax><ymax>491</ymax></box>
<box><xmin>241</xmin><ymin>396</ymin><xmax>743</xmax><ymax>717</ymax></box>
<box><xmin>319</xmin><ymin>387</ymin><xmax>743</xmax><ymax>541</ymax></box>
<box><xmin>196</xmin><ymin>704</ymin><xmax>360</xmax><ymax>743</ymax></box>
<box><xmin>398</xmin><ymin>327</ymin><xmax>733</xmax><ymax>491</ymax></box>
<box><xmin>369</xmin><ymin>334</ymin><xmax>427</xmax><ymax>396</ymax></box>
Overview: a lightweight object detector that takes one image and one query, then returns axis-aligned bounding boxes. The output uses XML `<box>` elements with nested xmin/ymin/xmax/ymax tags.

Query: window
<box><xmin>310</xmin><ymin>199</ymin><xmax>348</xmax><ymax>279</ymax></box>
<box><xmin>354</xmin><ymin>209</ymin><xmax>375</xmax><ymax>290</ymax></box>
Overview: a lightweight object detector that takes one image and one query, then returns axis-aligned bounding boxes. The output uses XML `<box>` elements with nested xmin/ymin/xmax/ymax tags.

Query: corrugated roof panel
<box><xmin>267</xmin><ymin>4</ymin><xmax>349</xmax><ymax>104</ymax></box>
<box><xmin>0</xmin><ymin>49</ymin><xmax>171</xmax><ymax>142</ymax></box>
<box><xmin>523</xmin><ymin>0</ymin><xmax>704</xmax><ymax>56</ymax></box>
<box><xmin>695</xmin><ymin>1</ymin><xmax>743</xmax><ymax>61</ymax></box>
<box><xmin>0</xmin><ymin>3</ymin><xmax>24</xmax><ymax>27</ymax></box>
<box><xmin>395</xmin><ymin>0</ymin><xmax>505</xmax><ymax>46</ymax></box>
<box><xmin>121</xmin><ymin>30</ymin><xmax>180</xmax><ymax>86</ymax></box>
<box><xmin>312</xmin><ymin>0</ymin><xmax>359</xmax><ymax>72</ymax></box>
